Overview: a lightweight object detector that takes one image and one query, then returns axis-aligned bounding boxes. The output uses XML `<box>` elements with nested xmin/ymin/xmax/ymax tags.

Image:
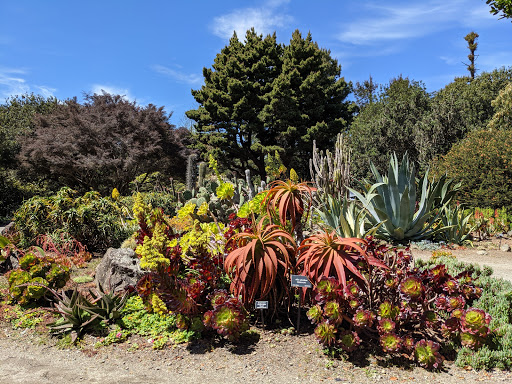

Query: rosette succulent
<box><xmin>324</xmin><ymin>301</ymin><xmax>344</xmax><ymax>324</ymax></box>
<box><xmin>447</xmin><ymin>296</ymin><xmax>466</xmax><ymax>312</ymax></box>
<box><xmin>339</xmin><ymin>330</ymin><xmax>360</xmax><ymax>352</ymax></box>
<box><xmin>443</xmin><ymin>279</ymin><xmax>459</xmax><ymax>294</ymax></box>
<box><xmin>378</xmin><ymin>318</ymin><xmax>396</xmax><ymax>334</ymax></box>
<box><xmin>204</xmin><ymin>297</ymin><xmax>249</xmax><ymax>341</ymax></box>
<box><xmin>460</xmin><ymin>308</ymin><xmax>491</xmax><ymax>337</ymax></box>
<box><xmin>414</xmin><ymin>339</ymin><xmax>443</xmax><ymax>369</ymax></box>
<box><xmin>307</xmin><ymin>305</ymin><xmax>323</xmax><ymax>324</ymax></box>
<box><xmin>353</xmin><ymin>309</ymin><xmax>374</xmax><ymax>327</ymax></box>
<box><xmin>380</xmin><ymin>333</ymin><xmax>402</xmax><ymax>353</ymax></box>
<box><xmin>460</xmin><ymin>331</ymin><xmax>483</xmax><ymax>350</ymax></box>
<box><xmin>314</xmin><ymin>322</ymin><xmax>337</xmax><ymax>346</ymax></box>
<box><xmin>378</xmin><ymin>301</ymin><xmax>398</xmax><ymax>319</ymax></box>
<box><xmin>400</xmin><ymin>276</ymin><xmax>424</xmax><ymax>300</ymax></box>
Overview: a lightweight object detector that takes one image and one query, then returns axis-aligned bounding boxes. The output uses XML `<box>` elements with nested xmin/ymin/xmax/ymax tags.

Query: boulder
<box><xmin>95</xmin><ymin>248</ymin><xmax>145</xmax><ymax>292</ymax></box>
<box><xmin>0</xmin><ymin>222</ymin><xmax>15</xmax><ymax>236</ymax></box>
<box><xmin>500</xmin><ymin>244</ymin><xmax>511</xmax><ymax>252</ymax></box>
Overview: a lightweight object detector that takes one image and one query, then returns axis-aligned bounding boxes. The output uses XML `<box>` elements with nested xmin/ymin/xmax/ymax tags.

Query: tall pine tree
<box><xmin>187</xmin><ymin>29</ymin><xmax>352</xmax><ymax>179</ymax></box>
<box><xmin>186</xmin><ymin>29</ymin><xmax>282</xmax><ymax>178</ymax></box>
<box><xmin>261</xmin><ymin>30</ymin><xmax>352</xmax><ymax>176</ymax></box>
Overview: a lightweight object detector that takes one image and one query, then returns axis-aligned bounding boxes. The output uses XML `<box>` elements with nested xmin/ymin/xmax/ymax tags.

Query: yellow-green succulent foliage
<box><xmin>136</xmin><ymin>222</ymin><xmax>171</xmax><ymax>270</ymax></box>
<box><xmin>237</xmin><ymin>192</ymin><xmax>267</xmax><ymax>218</ymax></box>
<box><xmin>208</xmin><ymin>154</ymin><xmax>235</xmax><ymax>201</ymax></box>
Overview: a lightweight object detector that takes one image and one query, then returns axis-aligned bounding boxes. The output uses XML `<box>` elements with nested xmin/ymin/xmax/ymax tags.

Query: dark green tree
<box><xmin>353</xmin><ymin>75</ymin><xmax>378</xmax><ymax>107</ymax></box>
<box><xmin>415</xmin><ymin>67</ymin><xmax>512</xmax><ymax>168</ymax></box>
<box><xmin>486</xmin><ymin>0</ymin><xmax>512</xmax><ymax>20</ymax></box>
<box><xmin>260</xmin><ymin>30</ymin><xmax>353</xmax><ymax>176</ymax></box>
<box><xmin>0</xmin><ymin>94</ymin><xmax>59</xmax><ymax>219</ymax></box>
<box><xmin>349</xmin><ymin>76</ymin><xmax>430</xmax><ymax>180</ymax></box>
<box><xmin>186</xmin><ymin>29</ymin><xmax>352</xmax><ymax>179</ymax></box>
<box><xmin>186</xmin><ymin>29</ymin><xmax>282</xmax><ymax>178</ymax></box>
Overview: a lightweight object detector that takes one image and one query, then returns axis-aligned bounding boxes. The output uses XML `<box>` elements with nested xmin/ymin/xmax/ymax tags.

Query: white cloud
<box><xmin>151</xmin><ymin>65</ymin><xmax>202</xmax><ymax>85</ymax></box>
<box><xmin>91</xmin><ymin>84</ymin><xmax>133</xmax><ymax>100</ymax></box>
<box><xmin>337</xmin><ymin>0</ymin><xmax>495</xmax><ymax>46</ymax></box>
<box><xmin>211</xmin><ymin>1</ymin><xmax>292</xmax><ymax>40</ymax></box>
<box><xmin>34</xmin><ymin>85</ymin><xmax>57</xmax><ymax>99</ymax></box>
<box><xmin>0</xmin><ymin>67</ymin><xmax>56</xmax><ymax>101</ymax></box>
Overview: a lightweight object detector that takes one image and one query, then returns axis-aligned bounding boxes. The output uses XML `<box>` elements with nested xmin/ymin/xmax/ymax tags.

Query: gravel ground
<box><xmin>1</xmin><ymin>237</ymin><xmax>511</xmax><ymax>384</ymax></box>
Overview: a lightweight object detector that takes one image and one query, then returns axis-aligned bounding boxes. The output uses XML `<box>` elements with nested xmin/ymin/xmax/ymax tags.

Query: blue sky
<box><xmin>1</xmin><ymin>0</ymin><xmax>511</xmax><ymax>126</ymax></box>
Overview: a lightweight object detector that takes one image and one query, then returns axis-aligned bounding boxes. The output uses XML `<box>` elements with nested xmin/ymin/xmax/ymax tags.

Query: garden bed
<box><xmin>1</xmin><ymin>240</ymin><xmax>512</xmax><ymax>384</ymax></box>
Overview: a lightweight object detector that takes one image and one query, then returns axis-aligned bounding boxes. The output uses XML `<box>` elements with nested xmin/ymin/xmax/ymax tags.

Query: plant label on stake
<box><xmin>255</xmin><ymin>301</ymin><xmax>269</xmax><ymax>309</ymax></box>
<box><xmin>255</xmin><ymin>301</ymin><xmax>268</xmax><ymax>326</ymax></box>
<box><xmin>291</xmin><ymin>275</ymin><xmax>312</xmax><ymax>288</ymax></box>
<box><xmin>290</xmin><ymin>275</ymin><xmax>312</xmax><ymax>333</ymax></box>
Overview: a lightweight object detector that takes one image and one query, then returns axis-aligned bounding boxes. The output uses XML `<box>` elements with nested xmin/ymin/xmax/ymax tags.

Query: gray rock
<box><xmin>500</xmin><ymin>244</ymin><xmax>511</xmax><ymax>252</ymax></box>
<box><xmin>95</xmin><ymin>248</ymin><xmax>145</xmax><ymax>292</ymax></box>
<box><xmin>0</xmin><ymin>222</ymin><xmax>14</xmax><ymax>236</ymax></box>
<box><xmin>476</xmin><ymin>250</ymin><xmax>488</xmax><ymax>256</ymax></box>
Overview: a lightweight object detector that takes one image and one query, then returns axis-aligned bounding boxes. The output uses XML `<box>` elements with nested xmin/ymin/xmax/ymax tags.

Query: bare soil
<box><xmin>1</xmin><ymin>236</ymin><xmax>512</xmax><ymax>384</ymax></box>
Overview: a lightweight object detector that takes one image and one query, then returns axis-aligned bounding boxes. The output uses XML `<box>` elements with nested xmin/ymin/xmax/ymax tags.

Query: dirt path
<box><xmin>412</xmin><ymin>238</ymin><xmax>512</xmax><ymax>283</ymax></box>
<box><xmin>2</xmin><ymin>326</ymin><xmax>512</xmax><ymax>384</ymax></box>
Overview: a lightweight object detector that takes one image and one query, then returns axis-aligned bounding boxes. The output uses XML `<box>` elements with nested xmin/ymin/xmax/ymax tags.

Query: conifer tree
<box><xmin>186</xmin><ymin>29</ymin><xmax>282</xmax><ymax>178</ymax></box>
<box><xmin>261</xmin><ymin>30</ymin><xmax>352</xmax><ymax>176</ymax></box>
<box><xmin>187</xmin><ymin>29</ymin><xmax>352</xmax><ymax>179</ymax></box>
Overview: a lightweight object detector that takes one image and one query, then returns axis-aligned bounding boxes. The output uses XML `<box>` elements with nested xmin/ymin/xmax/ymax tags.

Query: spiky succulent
<box><xmin>314</xmin><ymin>322</ymin><xmax>337</xmax><ymax>346</ymax></box>
<box><xmin>460</xmin><ymin>308</ymin><xmax>491</xmax><ymax>336</ymax></box>
<box><xmin>414</xmin><ymin>339</ymin><xmax>443</xmax><ymax>369</ymax></box>
<box><xmin>380</xmin><ymin>333</ymin><xmax>402</xmax><ymax>353</ymax></box>
<box><xmin>307</xmin><ymin>305</ymin><xmax>323</xmax><ymax>324</ymax></box>
<box><xmin>400</xmin><ymin>276</ymin><xmax>424</xmax><ymax>300</ymax></box>
<box><xmin>339</xmin><ymin>330</ymin><xmax>360</xmax><ymax>352</ymax></box>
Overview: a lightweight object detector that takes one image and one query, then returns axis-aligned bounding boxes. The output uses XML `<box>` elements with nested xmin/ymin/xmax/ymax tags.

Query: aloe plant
<box><xmin>435</xmin><ymin>205</ymin><xmax>474</xmax><ymax>245</ymax></box>
<box><xmin>316</xmin><ymin>195</ymin><xmax>381</xmax><ymax>239</ymax></box>
<box><xmin>48</xmin><ymin>287</ymin><xmax>100</xmax><ymax>343</ymax></box>
<box><xmin>350</xmin><ymin>153</ymin><xmax>460</xmax><ymax>242</ymax></box>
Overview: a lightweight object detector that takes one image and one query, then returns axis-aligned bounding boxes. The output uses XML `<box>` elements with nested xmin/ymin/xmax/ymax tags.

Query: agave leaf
<box><xmin>0</xmin><ymin>235</ymin><xmax>11</xmax><ymax>248</ymax></box>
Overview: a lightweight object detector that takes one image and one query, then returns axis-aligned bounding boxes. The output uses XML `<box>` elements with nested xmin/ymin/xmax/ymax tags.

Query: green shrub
<box><xmin>7</xmin><ymin>251</ymin><xmax>70</xmax><ymax>305</ymax></box>
<box><xmin>14</xmin><ymin>187</ymin><xmax>133</xmax><ymax>251</ymax></box>
<box><xmin>432</xmin><ymin>129</ymin><xmax>512</xmax><ymax>209</ymax></box>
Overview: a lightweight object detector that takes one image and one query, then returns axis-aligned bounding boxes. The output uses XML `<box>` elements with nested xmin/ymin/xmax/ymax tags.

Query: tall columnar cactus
<box><xmin>185</xmin><ymin>154</ymin><xmax>197</xmax><ymax>191</ymax></box>
<box><xmin>198</xmin><ymin>162</ymin><xmax>207</xmax><ymax>188</ymax></box>
<box><xmin>309</xmin><ymin>133</ymin><xmax>351</xmax><ymax>199</ymax></box>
